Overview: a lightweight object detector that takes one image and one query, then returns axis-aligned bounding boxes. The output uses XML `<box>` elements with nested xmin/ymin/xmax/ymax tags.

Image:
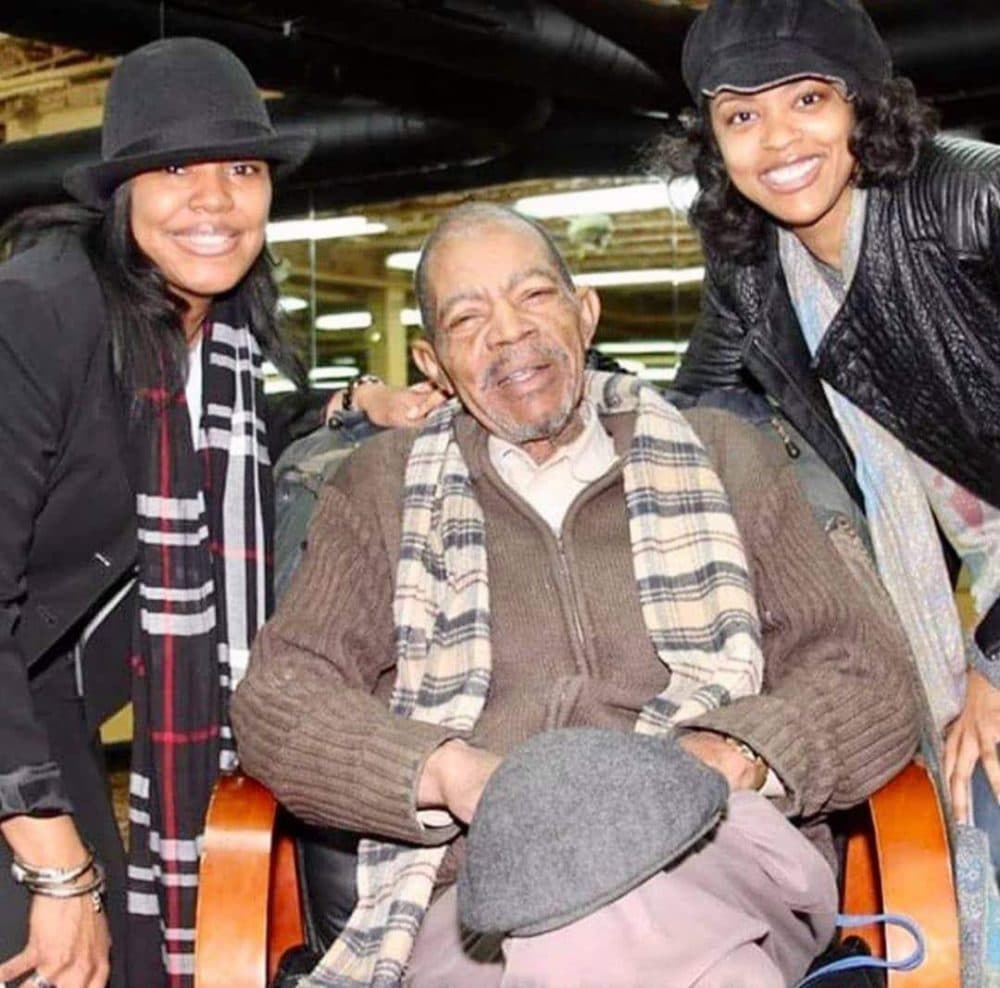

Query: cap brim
<box><xmin>698</xmin><ymin>45</ymin><xmax>857</xmax><ymax>100</ymax></box>
<box><xmin>62</xmin><ymin>132</ymin><xmax>314</xmax><ymax>208</ymax></box>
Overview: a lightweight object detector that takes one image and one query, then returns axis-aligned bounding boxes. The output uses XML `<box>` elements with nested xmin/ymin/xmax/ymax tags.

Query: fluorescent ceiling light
<box><xmin>401</xmin><ymin>307</ymin><xmax>423</xmax><ymax>326</ymax></box>
<box><xmin>597</xmin><ymin>341</ymin><xmax>689</xmax><ymax>355</ymax></box>
<box><xmin>637</xmin><ymin>366</ymin><xmax>678</xmax><ymax>383</ymax></box>
<box><xmin>264</xmin><ymin>379</ymin><xmax>297</xmax><ymax>395</ymax></box>
<box><xmin>278</xmin><ymin>295</ymin><xmax>308</xmax><ymax>313</ymax></box>
<box><xmin>267</xmin><ymin>216</ymin><xmax>387</xmax><ymax>243</ymax></box>
<box><xmin>309</xmin><ymin>366</ymin><xmax>361</xmax><ymax>381</ymax></box>
<box><xmin>386</xmin><ymin>250</ymin><xmax>421</xmax><ymax>272</ymax></box>
<box><xmin>515</xmin><ymin>177</ymin><xmax>699</xmax><ymax>218</ymax></box>
<box><xmin>516</xmin><ymin>182</ymin><xmax>670</xmax><ymax>218</ymax></box>
<box><xmin>615</xmin><ymin>358</ymin><xmax>645</xmax><ymax>375</ymax></box>
<box><xmin>664</xmin><ymin>176</ymin><xmax>699</xmax><ymax>213</ymax></box>
<box><xmin>315</xmin><ymin>311</ymin><xmax>373</xmax><ymax>331</ymax></box>
<box><xmin>575</xmin><ymin>266</ymin><xmax>704</xmax><ymax>288</ymax></box>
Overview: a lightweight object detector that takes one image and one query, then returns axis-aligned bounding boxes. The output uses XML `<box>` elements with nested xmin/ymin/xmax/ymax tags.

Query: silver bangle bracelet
<box><xmin>28</xmin><ymin>860</ymin><xmax>105</xmax><ymax>906</ymax></box>
<box><xmin>11</xmin><ymin>845</ymin><xmax>95</xmax><ymax>888</ymax></box>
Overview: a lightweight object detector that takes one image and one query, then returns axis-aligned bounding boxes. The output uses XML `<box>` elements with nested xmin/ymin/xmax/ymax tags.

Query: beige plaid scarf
<box><xmin>304</xmin><ymin>371</ymin><xmax>762</xmax><ymax>988</ymax></box>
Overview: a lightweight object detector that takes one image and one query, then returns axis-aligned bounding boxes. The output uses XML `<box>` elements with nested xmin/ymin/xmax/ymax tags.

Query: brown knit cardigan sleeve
<box><xmin>231</xmin><ymin>430</ymin><xmax>462</xmax><ymax>845</ymax></box>
<box><xmin>683</xmin><ymin>409</ymin><xmax>921</xmax><ymax>819</ymax></box>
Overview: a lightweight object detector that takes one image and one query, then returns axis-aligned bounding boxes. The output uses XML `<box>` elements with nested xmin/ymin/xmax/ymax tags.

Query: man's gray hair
<box><xmin>413</xmin><ymin>202</ymin><xmax>576</xmax><ymax>340</ymax></box>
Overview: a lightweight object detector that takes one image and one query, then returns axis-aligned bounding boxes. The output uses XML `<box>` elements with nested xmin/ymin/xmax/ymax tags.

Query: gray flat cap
<box><xmin>457</xmin><ymin>728</ymin><xmax>729</xmax><ymax>937</ymax></box>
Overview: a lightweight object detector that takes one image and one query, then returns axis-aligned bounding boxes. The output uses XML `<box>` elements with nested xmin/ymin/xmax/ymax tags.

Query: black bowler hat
<box><xmin>64</xmin><ymin>37</ymin><xmax>313</xmax><ymax>207</ymax></box>
<box><xmin>681</xmin><ymin>0</ymin><xmax>891</xmax><ymax>104</ymax></box>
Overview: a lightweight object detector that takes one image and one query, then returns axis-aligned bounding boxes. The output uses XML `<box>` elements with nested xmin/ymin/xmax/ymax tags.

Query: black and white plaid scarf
<box><xmin>126</xmin><ymin>319</ymin><xmax>272</xmax><ymax>987</ymax></box>
<box><xmin>306</xmin><ymin>371</ymin><xmax>762</xmax><ymax>988</ymax></box>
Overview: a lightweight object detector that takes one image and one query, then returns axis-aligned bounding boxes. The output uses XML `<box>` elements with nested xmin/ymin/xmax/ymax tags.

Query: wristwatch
<box><xmin>723</xmin><ymin>736</ymin><xmax>768</xmax><ymax>791</ymax></box>
<box><xmin>341</xmin><ymin>373</ymin><xmax>382</xmax><ymax>413</ymax></box>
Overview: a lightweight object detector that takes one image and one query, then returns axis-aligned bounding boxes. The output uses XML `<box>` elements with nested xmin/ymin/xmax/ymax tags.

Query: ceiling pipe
<box><xmin>254</xmin><ymin>0</ymin><xmax>670</xmax><ymax>113</ymax></box>
<box><xmin>274</xmin><ymin>107</ymin><xmax>666</xmax><ymax>215</ymax></box>
<box><xmin>0</xmin><ymin>98</ymin><xmax>658</xmax><ymax>221</ymax></box>
<box><xmin>0</xmin><ymin>96</ymin><xmax>556</xmax><ymax>220</ymax></box>
<box><xmin>0</xmin><ymin>0</ymin><xmax>669</xmax><ymax>114</ymax></box>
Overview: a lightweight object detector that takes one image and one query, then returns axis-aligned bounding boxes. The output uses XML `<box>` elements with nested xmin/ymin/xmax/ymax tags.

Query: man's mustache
<box><xmin>481</xmin><ymin>344</ymin><xmax>568</xmax><ymax>390</ymax></box>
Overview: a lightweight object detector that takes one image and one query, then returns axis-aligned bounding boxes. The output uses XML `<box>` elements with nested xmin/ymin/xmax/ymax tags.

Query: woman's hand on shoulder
<box><xmin>354</xmin><ymin>380</ymin><xmax>447</xmax><ymax>429</ymax></box>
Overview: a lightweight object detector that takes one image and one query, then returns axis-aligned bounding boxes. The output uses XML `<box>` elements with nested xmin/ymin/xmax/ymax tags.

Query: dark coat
<box><xmin>675</xmin><ymin>136</ymin><xmax>1000</xmax><ymax>510</ymax></box>
<box><xmin>0</xmin><ymin>233</ymin><xmax>135</xmax><ymax>817</ymax></box>
<box><xmin>674</xmin><ymin>135</ymin><xmax>1000</xmax><ymax>658</ymax></box>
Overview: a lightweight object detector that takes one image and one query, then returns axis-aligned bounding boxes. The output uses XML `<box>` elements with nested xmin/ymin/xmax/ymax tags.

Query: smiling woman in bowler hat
<box><xmin>666</xmin><ymin>0</ymin><xmax>1000</xmax><ymax>891</ymax></box>
<box><xmin>0</xmin><ymin>37</ymin><xmax>311</xmax><ymax>988</ymax></box>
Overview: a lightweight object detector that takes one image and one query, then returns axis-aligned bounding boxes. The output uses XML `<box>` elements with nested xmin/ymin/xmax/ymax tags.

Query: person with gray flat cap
<box><xmin>234</xmin><ymin>201</ymin><xmax>920</xmax><ymax>987</ymax></box>
<box><xmin>0</xmin><ymin>36</ymin><xmax>311</xmax><ymax>988</ymax></box>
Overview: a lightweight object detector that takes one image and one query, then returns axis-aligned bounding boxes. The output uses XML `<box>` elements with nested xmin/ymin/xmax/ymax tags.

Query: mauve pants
<box><xmin>406</xmin><ymin>791</ymin><xmax>837</xmax><ymax>988</ymax></box>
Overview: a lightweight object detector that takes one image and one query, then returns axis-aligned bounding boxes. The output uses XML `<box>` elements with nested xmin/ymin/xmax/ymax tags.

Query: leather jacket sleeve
<box><xmin>973</xmin><ymin>598</ymin><xmax>1000</xmax><ymax>685</ymax></box>
<box><xmin>674</xmin><ymin>261</ymin><xmax>750</xmax><ymax>395</ymax></box>
<box><xmin>0</xmin><ymin>279</ymin><xmax>73</xmax><ymax>819</ymax></box>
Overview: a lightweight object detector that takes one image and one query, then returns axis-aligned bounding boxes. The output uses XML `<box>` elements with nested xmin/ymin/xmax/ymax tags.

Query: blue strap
<box><xmin>794</xmin><ymin>913</ymin><xmax>925</xmax><ymax>987</ymax></box>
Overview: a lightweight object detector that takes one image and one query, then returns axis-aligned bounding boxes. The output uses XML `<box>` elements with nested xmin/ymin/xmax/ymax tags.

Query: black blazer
<box><xmin>0</xmin><ymin>233</ymin><xmax>135</xmax><ymax>818</ymax></box>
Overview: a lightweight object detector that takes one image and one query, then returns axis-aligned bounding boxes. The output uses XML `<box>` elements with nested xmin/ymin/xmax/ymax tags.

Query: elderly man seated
<box><xmin>232</xmin><ymin>203</ymin><xmax>918</xmax><ymax>988</ymax></box>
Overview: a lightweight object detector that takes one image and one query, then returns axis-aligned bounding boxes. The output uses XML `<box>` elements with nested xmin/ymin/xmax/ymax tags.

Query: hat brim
<box><xmin>697</xmin><ymin>44</ymin><xmax>859</xmax><ymax>101</ymax></box>
<box><xmin>62</xmin><ymin>132</ymin><xmax>314</xmax><ymax>208</ymax></box>
<box><xmin>457</xmin><ymin>729</ymin><xmax>729</xmax><ymax>938</ymax></box>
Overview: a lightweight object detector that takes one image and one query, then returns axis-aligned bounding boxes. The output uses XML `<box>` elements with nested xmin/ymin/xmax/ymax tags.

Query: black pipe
<box><xmin>270</xmin><ymin>0</ymin><xmax>669</xmax><ymax>112</ymax></box>
<box><xmin>273</xmin><ymin>106</ymin><xmax>665</xmax><ymax>215</ymax></box>
<box><xmin>0</xmin><ymin>96</ymin><xmax>553</xmax><ymax>220</ymax></box>
<box><xmin>0</xmin><ymin>0</ymin><xmax>668</xmax><ymax>113</ymax></box>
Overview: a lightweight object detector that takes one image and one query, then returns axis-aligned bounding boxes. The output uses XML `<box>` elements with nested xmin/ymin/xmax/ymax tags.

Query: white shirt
<box><xmin>185</xmin><ymin>334</ymin><xmax>204</xmax><ymax>451</ymax></box>
<box><xmin>487</xmin><ymin>401</ymin><xmax>617</xmax><ymax>534</ymax></box>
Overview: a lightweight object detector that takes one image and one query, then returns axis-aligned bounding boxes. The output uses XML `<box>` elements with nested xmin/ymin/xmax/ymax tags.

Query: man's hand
<box><xmin>0</xmin><ymin>887</ymin><xmax>111</xmax><ymax>988</ymax></box>
<box><xmin>418</xmin><ymin>739</ymin><xmax>502</xmax><ymax>825</ymax></box>
<box><xmin>355</xmin><ymin>381</ymin><xmax>447</xmax><ymax>428</ymax></box>
<box><xmin>679</xmin><ymin>732</ymin><xmax>763</xmax><ymax>791</ymax></box>
<box><xmin>944</xmin><ymin>668</ymin><xmax>1000</xmax><ymax>823</ymax></box>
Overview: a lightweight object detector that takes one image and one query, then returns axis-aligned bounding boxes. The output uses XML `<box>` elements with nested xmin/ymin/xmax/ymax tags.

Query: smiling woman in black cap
<box><xmin>0</xmin><ymin>37</ymin><xmax>311</xmax><ymax>988</ymax></box>
<box><xmin>667</xmin><ymin>0</ymin><xmax>1000</xmax><ymax>888</ymax></box>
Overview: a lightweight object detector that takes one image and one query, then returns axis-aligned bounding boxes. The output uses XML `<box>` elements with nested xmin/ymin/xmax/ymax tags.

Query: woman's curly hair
<box><xmin>654</xmin><ymin>76</ymin><xmax>939</xmax><ymax>266</ymax></box>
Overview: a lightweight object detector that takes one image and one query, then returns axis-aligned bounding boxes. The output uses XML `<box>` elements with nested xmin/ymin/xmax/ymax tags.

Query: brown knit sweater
<box><xmin>232</xmin><ymin>407</ymin><xmax>918</xmax><ymax>867</ymax></box>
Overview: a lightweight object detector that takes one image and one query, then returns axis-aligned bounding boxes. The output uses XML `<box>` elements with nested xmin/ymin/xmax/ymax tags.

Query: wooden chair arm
<box><xmin>195</xmin><ymin>773</ymin><xmax>304</xmax><ymax>988</ymax></box>
<box><xmin>843</xmin><ymin>760</ymin><xmax>961</xmax><ymax>987</ymax></box>
<box><xmin>197</xmin><ymin>764</ymin><xmax>961</xmax><ymax>988</ymax></box>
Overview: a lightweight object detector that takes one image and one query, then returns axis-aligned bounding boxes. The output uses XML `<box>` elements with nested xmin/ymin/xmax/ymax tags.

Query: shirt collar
<box><xmin>487</xmin><ymin>399</ymin><xmax>616</xmax><ymax>484</ymax></box>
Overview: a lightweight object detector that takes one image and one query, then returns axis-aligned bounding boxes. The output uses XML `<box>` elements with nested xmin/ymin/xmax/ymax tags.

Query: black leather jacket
<box><xmin>675</xmin><ymin>136</ymin><xmax>1000</xmax><ymax>658</ymax></box>
<box><xmin>676</xmin><ymin>136</ymin><xmax>1000</xmax><ymax>511</ymax></box>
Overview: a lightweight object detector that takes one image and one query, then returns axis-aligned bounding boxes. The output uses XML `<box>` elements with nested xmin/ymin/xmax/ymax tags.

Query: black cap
<box><xmin>681</xmin><ymin>0</ymin><xmax>891</xmax><ymax>104</ymax></box>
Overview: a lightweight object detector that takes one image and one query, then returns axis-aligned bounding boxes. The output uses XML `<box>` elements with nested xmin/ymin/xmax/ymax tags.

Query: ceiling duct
<box><xmin>0</xmin><ymin>96</ymin><xmax>661</xmax><ymax>220</ymax></box>
<box><xmin>0</xmin><ymin>96</ymin><xmax>553</xmax><ymax>219</ymax></box>
<box><xmin>0</xmin><ymin>0</ymin><xmax>668</xmax><ymax>113</ymax></box>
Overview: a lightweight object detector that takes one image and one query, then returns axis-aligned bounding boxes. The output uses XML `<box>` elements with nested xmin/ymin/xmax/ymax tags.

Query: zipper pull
<box><xmin>769</xmin><ymin>417</ymin><xmax>801</xmax><ymax>459</ymax></box>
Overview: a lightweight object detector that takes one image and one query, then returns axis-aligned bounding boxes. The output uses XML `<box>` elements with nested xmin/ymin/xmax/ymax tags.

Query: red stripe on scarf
<box><xmin>150</xmin><ymin>725</ymin><xmax>221</xmax><ymax>743</ymax></box>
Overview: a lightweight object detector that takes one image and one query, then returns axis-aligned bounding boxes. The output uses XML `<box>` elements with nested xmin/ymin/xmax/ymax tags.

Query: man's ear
<box><xmin>576</xmin><ymin>286</ymin><xmax>601</xmax><ymax>349</ymax></box>
<box><xmin>411</xmin><ymin>337</ymin><xmax>454</xmax><ymax>395</ymax></box>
